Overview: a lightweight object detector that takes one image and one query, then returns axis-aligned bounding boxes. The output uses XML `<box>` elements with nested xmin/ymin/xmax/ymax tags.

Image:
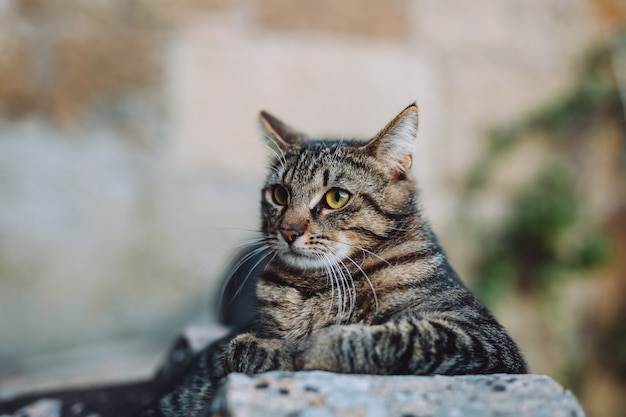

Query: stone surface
<box><xmin>0</xmin><ymin>381</ymin><xmax>154</xmax><ymax>417</ymax></box>
<box><xmin>1</xmin><ymin>372</ymin><xmax>587</xmax><ymax>417</ymax></box>
<box><xmin>210</xmin><ymin>371</ymin><xmax>587</xmax><ymax>417</ymax></box>
<box><xmin>0</xmin><ymin>341</ymin><xmax>588</xmax><ymax>417</ymax></box>
<box><xmin>1</xmin><ymin>399</ymin><xmax>61</xmax><ymax>417</ymax></box>
<box><xmin>0</xmin><ymin>334</ymin><xmax>588</xmax><ymax>417</ymax></box>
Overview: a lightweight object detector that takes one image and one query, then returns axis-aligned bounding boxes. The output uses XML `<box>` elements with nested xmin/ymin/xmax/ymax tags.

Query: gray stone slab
<box><xmin>210</xmin><ymin>371</ymin><xmax>586</xmax><ymax>417</ymax></box>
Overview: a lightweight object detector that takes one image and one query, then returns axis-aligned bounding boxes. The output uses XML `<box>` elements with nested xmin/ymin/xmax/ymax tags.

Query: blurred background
<box><xmin>0</xmin><ymin>0</ymin><xmax>624</xmax><ymax>416</ymax></box>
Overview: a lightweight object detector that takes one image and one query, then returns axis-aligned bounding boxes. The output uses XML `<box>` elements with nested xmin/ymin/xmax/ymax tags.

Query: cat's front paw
<box><xmin>295</xmin><ymin>325</ymin><xmax>354</xmax><ymax>373</ymax></box>
<box><xmin>224</xmin><ymin>333</ymin><xmax>295</xmax><ymax>374</ymax></box>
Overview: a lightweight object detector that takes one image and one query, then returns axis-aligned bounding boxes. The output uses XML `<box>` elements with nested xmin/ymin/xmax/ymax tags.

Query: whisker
<box><xmin>323</xmin><ymin>238</ymin><xmax>382</xmax><ymax>315</ymax></box>
<box><xmin>230</xmin><ymin>247</ymin><xmax>274</xmax><ymax>302</ymax></box>
<box><xmin>226</xmin><ymin>237</ymin><xmax>269</xmax><ymax>250</ymax></box>
<box><xmin>337</xmin><ymin>257</ymin><xmax>357</xmax><ymax>319</ymax></box>
<box><xmin>327</xmin><ymin>257</ymin><xmax>344</xmax><ymax>322</ymax></box>
<box><xmin>329</xmin><ymin>252</ymin><xmax>356</xmax><ymax>319</ymax></box>
<box><xmin>206</xmin><ymin>225</ymin><xmax>263</xmax><ymax>234</ymax></box>
<box><xmin>333</xmin><ymin>260</ymin><xmax>355</xmax><ymax>320</ymax></box>
<box><xmin>218</xmin><ymin>244</ymin><xmax>268</xmax><ymax>295</ymax></box>
<box><xmin>193</xmin><ymin>236</ymin><xmax>267</xmax><ymax>279</ymax></box>
<box><xmin>388</xmin><ymin>227</ymin><xmax>410</xmax><ymax>232</ymax></box>
<box><xmin>269</xmin><ymin>164</ymin><xmax>282</xmax><ymax>176</ymax></box>
<box><xmin>330</xmin><ymin>238</ymin><xmax>398</xmax><ymax>272</ymax></box>
<box><xmin>318</xmin><ymin>254</ymin><xmax>336</xmax><ymax>319</ymax></box>
<box><xmin>328</xmin><ymin>143</ymin><xmax>342</xmax><ymax>166</ymax></box>
<box><xmin>345</xmin><ymin>255</ymin><xmax>379</xmax><ymax>314</ymax></box>
<box><xmin>331</xmin><ymin>260</ymin><xmax>345</xmax><ymax>322</ymax></box>
<box><xmin>331</xmin><ymin>258</ymin><xmax>351</xmax><ymax>323</ymax></box>
<box><xmin>261</xmin><ymin>134</ymin><xmax>287</xmax><ymax>170</ymax></box>
<box><xmin>217</xmin><ymin>243</ymin><xmax>273</xmax><ymax>313</ymax></box>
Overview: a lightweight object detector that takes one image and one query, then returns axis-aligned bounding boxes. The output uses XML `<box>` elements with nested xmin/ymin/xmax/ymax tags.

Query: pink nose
<box><xmin>280</xmin><ymin>228</ymin><xmax>302</xmax><ymax>244</ymax></box>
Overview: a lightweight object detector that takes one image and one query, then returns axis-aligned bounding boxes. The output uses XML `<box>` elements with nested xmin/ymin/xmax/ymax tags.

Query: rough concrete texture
<box><xmin>211</xmin><ymin>371</ymin><xmax>587</xmax><ymax>417</ymax></box>
<box><xmin>0</xmin><ymin>372</ymin><xmax>586</xmax><ymax>417</ymax></box>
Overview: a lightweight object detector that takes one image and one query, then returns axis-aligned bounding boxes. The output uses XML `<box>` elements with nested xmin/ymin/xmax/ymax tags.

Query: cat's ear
<box><xmin>259</xmin><ymin>111</ymin><xmax>307</xmax><ymax>150</ymax></box>
<box><xmin>365</xmin><ymin>103</ymin><xmax>418</xmax><ymax>177</ymax></box>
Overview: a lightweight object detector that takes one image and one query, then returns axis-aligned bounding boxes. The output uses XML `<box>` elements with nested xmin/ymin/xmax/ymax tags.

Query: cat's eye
<box><xmin>324</xmin><ymin>188</ymin><xmax>350</xmax><ymax>209</ymax></box>
<box><xmin>271</xmin><ymin>185</ymin><xmax>289</xmax><ymax>206</ymax></box>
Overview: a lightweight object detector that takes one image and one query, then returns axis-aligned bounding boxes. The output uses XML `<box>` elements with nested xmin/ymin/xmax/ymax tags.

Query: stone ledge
<box><xmin>210</xmin><ymin>371</ymin><xmax>586</xmax><ymax>417</ymax></box>
<box><xmin>0</xmin><ymin>372</ymin><xmax>586</xmax><ymax>417</ymax></box>
<box><xmin>1</xmin><ymin>329</ymin><xmax>587</xmax><ymax>417</ymax></box>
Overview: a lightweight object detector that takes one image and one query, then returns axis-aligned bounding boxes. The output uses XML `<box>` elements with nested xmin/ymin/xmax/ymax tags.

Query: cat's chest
<box><xmin>256</xmin><ymin>281</ymin><xmax>351</xmax><ymax>344</ymax></box>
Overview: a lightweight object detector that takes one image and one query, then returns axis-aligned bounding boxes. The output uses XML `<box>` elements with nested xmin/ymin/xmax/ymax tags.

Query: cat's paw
<box><xmin>224</xmin><ymin>333</ymin><xmax>295</xmax><ymax>374</ymax></box>
<box><xmin>294</xmin><ymin>325</ymin><xmax>353</xmax><ymax>372</ymax></box>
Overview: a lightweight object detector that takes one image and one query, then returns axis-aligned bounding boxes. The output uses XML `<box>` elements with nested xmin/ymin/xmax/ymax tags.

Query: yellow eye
<box><xmin>272</xmin><ymin>185</ymin><xmax>289</xmax><ymax>206</ymax></box>
<box><xmin>325</xmin><ymin>188</ymin><xmax>350</xmax><ymax>209</ymax></box>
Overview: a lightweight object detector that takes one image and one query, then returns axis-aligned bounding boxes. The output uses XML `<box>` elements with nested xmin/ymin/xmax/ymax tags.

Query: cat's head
<box><xmin>259</xmin><ymin>104</ymin><xmax>419</xmax><ymax>271</ymax></box>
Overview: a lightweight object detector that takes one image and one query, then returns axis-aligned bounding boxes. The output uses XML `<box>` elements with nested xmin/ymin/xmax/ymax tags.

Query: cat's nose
<box><xmin>280</xmin><ymin>228</ymin><xmax>303</xmax><ymax>244</ymax></box>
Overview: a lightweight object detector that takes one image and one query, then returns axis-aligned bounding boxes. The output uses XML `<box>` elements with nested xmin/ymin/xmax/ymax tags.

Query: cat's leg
<box><xmin>137</xmin><ymin>332</ymin><xmax>294</xmax><ymax>417</ymax></box>
<box><xmin>294</xmin><ymin>316</ymin><xmax>526</xmax><ymax>375</ymax></box>
<box><xmin>224</xmin><ymin>332</ymin><xmax>295</xmax><ymax>374</ymax></box>
<box><xmin>136</xmin><ymin>334</ymin><xmax>232</xmax><ymax>417</ymax></box>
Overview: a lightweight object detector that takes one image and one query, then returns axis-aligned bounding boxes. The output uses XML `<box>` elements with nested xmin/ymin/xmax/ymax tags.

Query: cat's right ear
<box><xmin>259</xmin><ymin>111</ymin><xmax>307</xmax><ymax>150</ymax></box>
<box><xmin>365</xmin><ymin>103</ymin><xmax>419</xmax><ymax>178</ymax></box>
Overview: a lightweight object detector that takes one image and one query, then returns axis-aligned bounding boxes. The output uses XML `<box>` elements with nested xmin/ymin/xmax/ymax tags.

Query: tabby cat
<box><xmin>139</xmin><ymin>104</ymin><xmax>527</xmax><ymax>417</ymax></box>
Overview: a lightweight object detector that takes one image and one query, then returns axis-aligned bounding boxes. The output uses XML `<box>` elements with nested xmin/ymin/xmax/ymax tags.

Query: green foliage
<box><xmin>524</xmin><ymin>47</ymin><xmax>622</xmax><ymax>139</ymax></box>
<box><xmin>467</xmin><ymin>44</ymin><xmax>619</xmax><ymax>306</ymax></box>
<box><xmin>465</xmin><ymin>43</ymin><xmax>624</xmax><ymax>195</ymax></box>
<box><xmin>473</xmin><ymin>165</ymin><xmax>611</xmax><ymax>305</ymax></box>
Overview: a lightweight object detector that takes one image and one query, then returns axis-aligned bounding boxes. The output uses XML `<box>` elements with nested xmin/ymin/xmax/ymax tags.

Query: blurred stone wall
<box><xmin>2</xmin><ymin>0</ymin><xmax>620</xmax><ymax>415</ymax></box>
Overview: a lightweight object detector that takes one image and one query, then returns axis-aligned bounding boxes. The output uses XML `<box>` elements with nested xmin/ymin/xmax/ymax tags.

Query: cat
<box><xmin>138</xmin><ymin>103</ymin><xmax>527</xmax><ymax>417</ymax></box>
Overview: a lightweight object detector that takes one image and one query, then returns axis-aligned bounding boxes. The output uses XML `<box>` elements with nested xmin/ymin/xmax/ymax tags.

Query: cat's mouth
<box><xmin>275</xmin><ymin>238</ymin><xmax>352</xmax><ymax>271</ymax></box>
<box><xmin>277</xmin><ymin>246</ymin><xmax>325</xmax><ymax>269</ymax></box>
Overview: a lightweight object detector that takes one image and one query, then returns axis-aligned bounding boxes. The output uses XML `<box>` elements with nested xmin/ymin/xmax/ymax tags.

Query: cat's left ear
<box><xmin>365</xmin><ymin>103</ymin><xmax>419</xmax><ymax>177</ymax></box>
<box><xmin>259</xmin><ymin>111</ymin><xmax>307</xmax><ymax>150</ymax></box>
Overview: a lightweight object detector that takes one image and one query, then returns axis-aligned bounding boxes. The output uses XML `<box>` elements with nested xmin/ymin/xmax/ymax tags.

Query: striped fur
<box><xmin>138</xmin><ymin>104</ymin><xmax>526</xmax><ymax>417</ymax></box>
